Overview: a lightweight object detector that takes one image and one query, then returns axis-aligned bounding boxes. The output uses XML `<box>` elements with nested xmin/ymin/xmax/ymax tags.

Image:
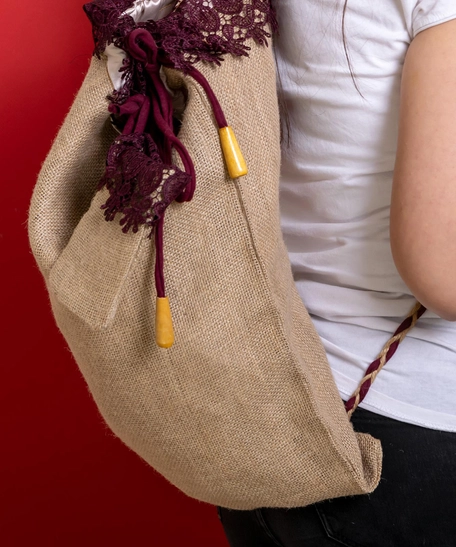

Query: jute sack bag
<box><xmin>28</xmin><ymin>0</ymin><xmax>384</xmax><ymax>509</ymax></box>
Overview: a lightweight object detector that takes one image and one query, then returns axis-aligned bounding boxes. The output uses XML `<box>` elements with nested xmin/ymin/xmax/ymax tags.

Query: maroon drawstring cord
<box><xmin>186</xmin><ymin>67</ymin><xmax>228</xmax><ymax>129</ymax></box>
<box><xmin>105</xmin><ymin>29</ymin><xmax>247</xmax><ymax>346</ymax></box>
<box><xmin>109</xmin><ymin>93</ymin><xmax>151</xmax><ymax>134</ymax></box>
<box><xmin>125</xmin><ymin>29</ymin><xmax>193</xmax><ymax>299</ymax></box>
<box><xmin>124</xmin><ymin>28</ymin><xmax>236</xmax><ymax>302</ymax></box>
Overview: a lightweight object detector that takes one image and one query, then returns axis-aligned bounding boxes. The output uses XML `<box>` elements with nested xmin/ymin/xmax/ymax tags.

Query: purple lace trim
<box><xmin>98</xmin><ymin>132</ymin><xmax>190</xmax><ymax>236</ymax></box>
<box><xmin>84</xmin><ymin>0</ymin><xmax>277</xmax><ymax>102</ymax></box>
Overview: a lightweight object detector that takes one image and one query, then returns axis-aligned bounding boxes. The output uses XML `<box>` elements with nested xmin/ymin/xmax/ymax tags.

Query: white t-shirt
<box><xmin>274</xmin><ymin>0</ymin><xmax>456</xmax><ymax>431</ymax></box>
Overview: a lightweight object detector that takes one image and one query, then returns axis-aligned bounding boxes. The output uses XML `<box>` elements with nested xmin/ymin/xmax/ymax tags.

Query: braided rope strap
<box><xmin>345</xmin><ymin>301</ymin><xmax>427</xmax><ymax>418</ymax></box>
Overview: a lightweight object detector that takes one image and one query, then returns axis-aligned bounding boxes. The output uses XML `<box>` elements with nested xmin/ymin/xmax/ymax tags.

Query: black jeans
<box><xmin>216</xmin><ymin>407</ymin><xmax>456</xmax><ymax>547</ymax></box>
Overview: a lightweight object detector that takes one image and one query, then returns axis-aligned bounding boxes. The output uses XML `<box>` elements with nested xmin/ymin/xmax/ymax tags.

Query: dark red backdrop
<box><xmin>1</xmin><ymin>2</ymin><xmax>229</xmax><ymax>545</ymax></box>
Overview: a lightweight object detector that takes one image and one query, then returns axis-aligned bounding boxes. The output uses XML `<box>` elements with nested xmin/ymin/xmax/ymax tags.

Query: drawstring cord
<box><xmin>345</xmin><ymin>301</ymin><xmax>427</xmax><ymax>417</ymax></box>
<box><xmin>117</xmin><ymin>28</ymin><xmax>247</xmax><ymax>347</ymax></box>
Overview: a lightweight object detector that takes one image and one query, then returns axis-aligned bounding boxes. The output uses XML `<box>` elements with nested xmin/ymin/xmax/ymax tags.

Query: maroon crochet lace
<box><xmin>84</xmin><ymin>0</ymin><xmax>277</xmax><ymax>62</ymax></box>
<box><xmin>84</xmin><ymin>0</ymin><xmax>278</xmax><ymax>103</ymax></box>
<box><xmin>99</xmin><ymin>132</ymin><xmax>190</xmax><ymax>234</ymax></box>
<box><xmin>84</xmin><ymin>0</ymin><xmax>277</xmax><ymax>312</ymax></box>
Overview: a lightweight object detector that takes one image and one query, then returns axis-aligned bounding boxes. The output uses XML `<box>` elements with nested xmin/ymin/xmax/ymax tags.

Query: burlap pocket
<box><xmin>29</xmin><ymin>26</ymin><xmax>382</xmax><ymax>509</ymax></box>
<box><xmin>28</xmin><ymin>56</ymin><xmax>117</xmax><ymax>279</ymax></box>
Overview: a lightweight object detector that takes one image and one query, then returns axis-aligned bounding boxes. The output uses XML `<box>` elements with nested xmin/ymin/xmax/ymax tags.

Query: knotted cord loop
<box><xmin>126</xmin><ymin>28</ymin><xmax>196</xmax><ymax>200</ymax></box>
<box><xmin>109</xmin><ymin>92</ymin><xmax>150</xmax><ymax>134</ymax></box>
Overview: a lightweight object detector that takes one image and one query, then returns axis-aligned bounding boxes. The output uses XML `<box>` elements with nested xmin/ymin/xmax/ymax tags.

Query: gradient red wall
<box><xmin>1</xmin><ymin>2</ymin><xmax>229</xmax><ymax>545</ymax></box>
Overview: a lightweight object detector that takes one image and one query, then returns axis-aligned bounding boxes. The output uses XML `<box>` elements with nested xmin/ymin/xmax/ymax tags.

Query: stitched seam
<box><xmin>255</xmin><ymin>509</ymin><xmax>286</xmax><ymax>547</ymax></box>
<box><xmin>315</xmin><ymin>507</ymin><xmax>366</xmax><ymax>547</ymax></box>
<box><xmin>174</xmin><ymin>43</ymin><xmax>366</xmax><ymax>490</ymax></box>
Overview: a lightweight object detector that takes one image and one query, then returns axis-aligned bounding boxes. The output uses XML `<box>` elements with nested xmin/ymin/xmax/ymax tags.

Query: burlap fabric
<box><xmin>28</xmin><ymin>36</ymin><xmax>382</xmax><ymax>509</ymax></box>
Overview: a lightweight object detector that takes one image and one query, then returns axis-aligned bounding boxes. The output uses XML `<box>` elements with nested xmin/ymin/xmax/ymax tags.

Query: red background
<box><xmin>1</xmin><ymin>2</ymin><xmax>229</xmax><ymax>545</ymax></box>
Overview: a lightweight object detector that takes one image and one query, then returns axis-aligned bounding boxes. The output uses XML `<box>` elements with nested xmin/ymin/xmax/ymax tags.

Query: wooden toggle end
<box><xmin>219</xmin><ymin>126</ymin><xmax>248</xmax><ymax>179</ymax></box>
<box><xmin>155</xmin><ymin>297</ymin><xmax>174</xmax><ymax>348</ymax></box>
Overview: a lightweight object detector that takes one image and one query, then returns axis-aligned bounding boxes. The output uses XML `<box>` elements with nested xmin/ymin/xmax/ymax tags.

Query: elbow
<box><xmin>390</xmin><ymin>237</ymin><xmax>456</xmax><ymax>322</ymax></box>
<box><xmin>421</xmin><ymin>298</ymin><xmax>456</xmax><ymax>323</ymax></box>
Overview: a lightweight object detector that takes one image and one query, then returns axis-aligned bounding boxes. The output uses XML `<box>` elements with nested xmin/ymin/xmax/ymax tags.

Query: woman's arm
<box><xmin>390</xmin><ymin>18</ymin><xmax>456</xmax><ymax>320</ymax></box>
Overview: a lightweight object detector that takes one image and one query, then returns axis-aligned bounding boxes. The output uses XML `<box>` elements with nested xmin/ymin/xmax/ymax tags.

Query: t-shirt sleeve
<box><xmin>411</xmin><ymin>0</ymin><xmax>456</xmax><ymax>39</ymax></box>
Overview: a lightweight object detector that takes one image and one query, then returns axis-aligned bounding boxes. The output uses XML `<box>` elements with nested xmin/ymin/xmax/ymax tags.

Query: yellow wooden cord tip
<box><xmin>155</xmin><ymin>297</ymin><xmax>174</xmax><ymax>348</ymax></box>
<box><xmin>219</xmin><ymin>126</ymin><xmax>248</xmax><ymax>179</ymax></box>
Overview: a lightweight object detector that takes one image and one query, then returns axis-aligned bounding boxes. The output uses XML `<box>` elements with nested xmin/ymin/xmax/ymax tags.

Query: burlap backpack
<box><xmin>28</xmin><ymin>0</ymin><xmax>424</xmax><ymax>510</ymax></box>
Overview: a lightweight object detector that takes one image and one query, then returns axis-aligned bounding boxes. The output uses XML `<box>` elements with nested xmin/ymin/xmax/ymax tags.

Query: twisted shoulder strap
<box><xmin>345</xmin><ymin>301</ymin><xmax>427</xmax><ymax>418</ymax></box>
